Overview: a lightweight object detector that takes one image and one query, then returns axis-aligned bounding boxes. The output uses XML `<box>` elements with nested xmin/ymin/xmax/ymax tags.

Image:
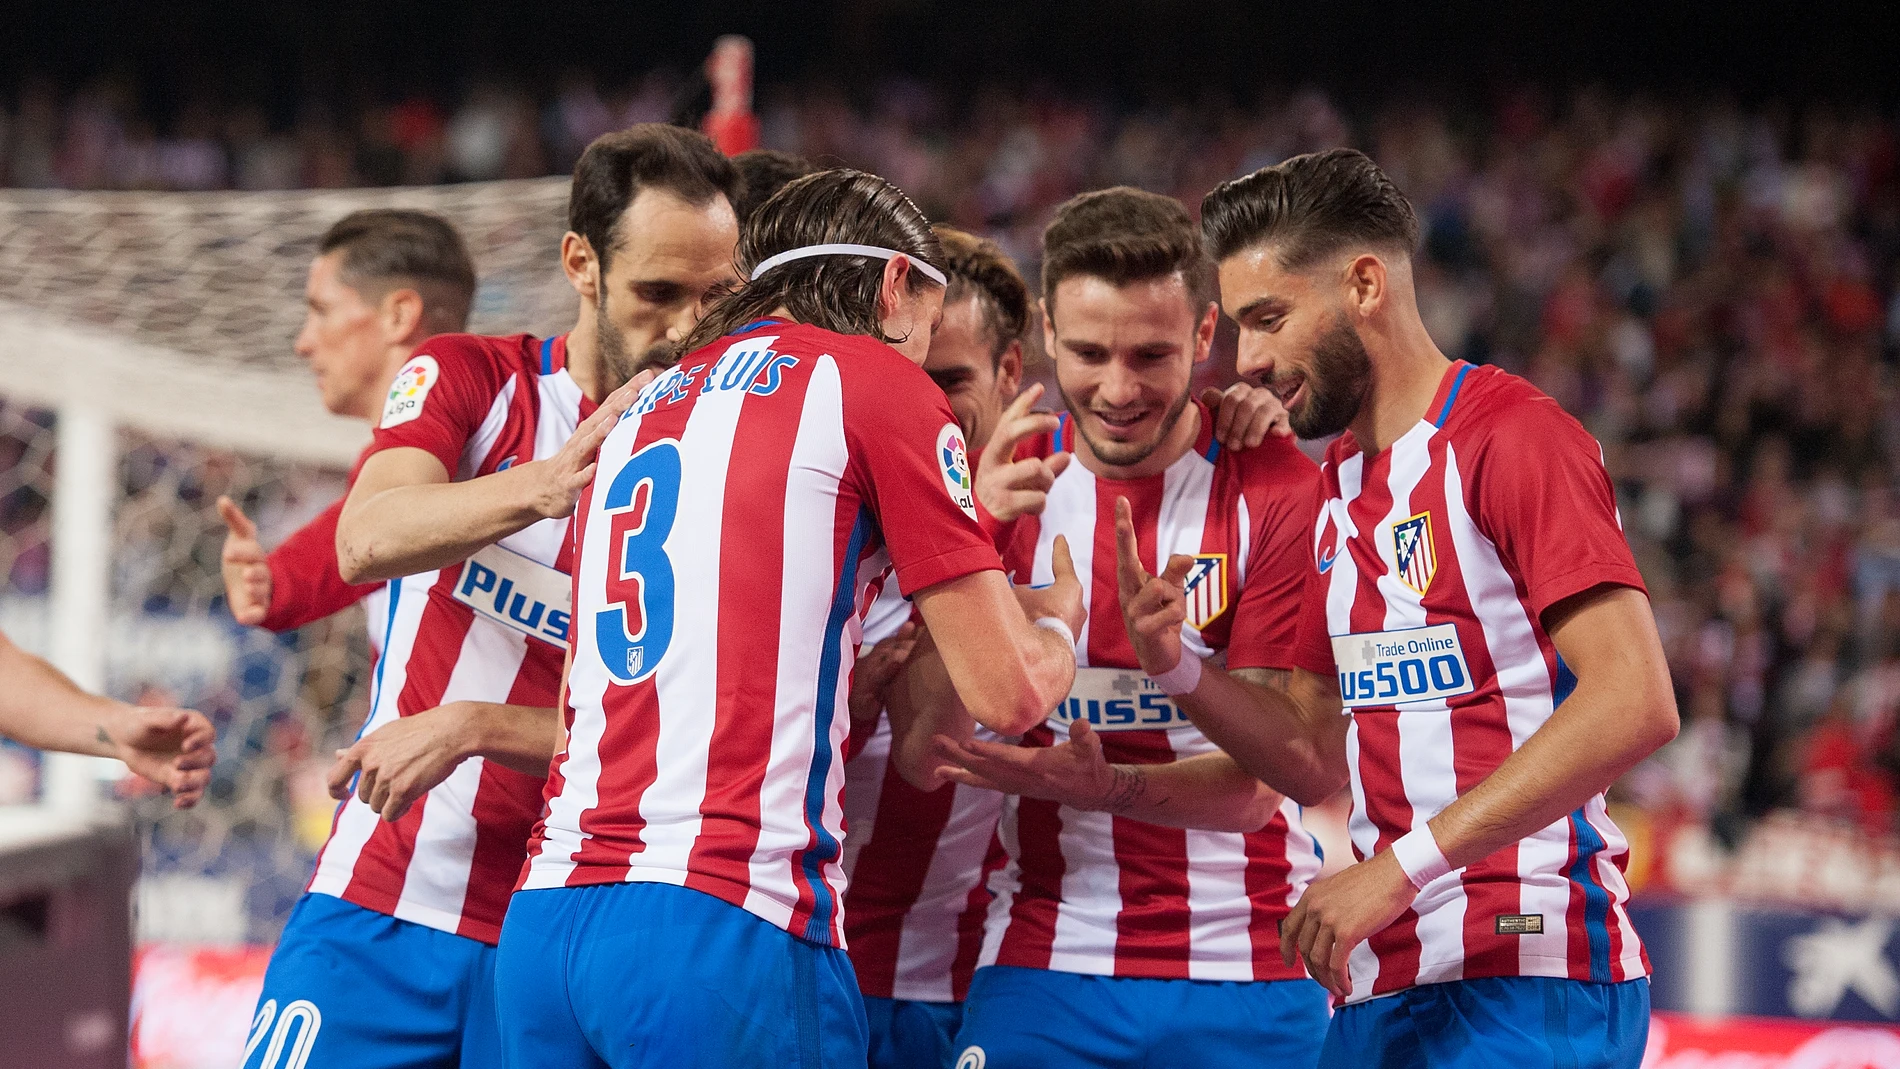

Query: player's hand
<box><xmin>522</xmin><ymin>369</ymin><xmax>657</xmax><ymax>520</ymax></box>
<box><xmin>1201</xmin><ymin>382</ymin><xmax>1291</xmax><ymax>450</ymax></box>
<box><xmin>1114</xmin><ymin>497</ymin><xmax>1191</xmax><ymax>678</ymax></box>
<box><xmin>934</xmin><ymin>720</ymin><xmax>1122</xmax><ymax>808</ymax></box>
<box><xmin>848</xmin><ymin>619</ymin><xmax>921</xmax><ymax>733</ymax></box>
<box><xmin>109</xmin><ymin>705</ymin><xmax>217</xmax><ymax>809</ymax></box>
<box><xmin>976</xmin><ymin>384</ymin><xmax>1072</xmax><ymax>522</ymax></box>
<box><xmin>326</xmin><ymin>703</ymin><xmax>474</xmax><ymax>822</ymax></box>
<box><xmin>216</xmin><ymin>496</ymin><xmax>272</xmax><ymax>626</ymax></box>
<box><xmin>1279</xmin><ymin>851</ymin><xmax>1417</xmax><ymax>997</ymax></box>
<box><xmin>1013</xmin><ymin>534</ymin><xmax>1086</xmax><ymax>641</ymax></box>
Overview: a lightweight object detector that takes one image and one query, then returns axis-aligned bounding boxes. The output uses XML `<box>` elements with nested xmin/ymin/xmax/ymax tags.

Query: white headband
<box><xmin>749</xmin><ymin>243</ymin><xmax>948</xmax><ymax>286</ymax></box>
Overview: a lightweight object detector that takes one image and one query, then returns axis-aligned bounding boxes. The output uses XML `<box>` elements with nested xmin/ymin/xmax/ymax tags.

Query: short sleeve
<box><xmin>367</xmin><ymin>335</ymin><xmax>510</xmax><ymax>476</ymax></box>
<box><xmin>1226</xmin><ymin>445</ymin><xmax>1320</xmax><ymax>672</ymax></box>
<box><xmin>1288</xmin><ymin>566</ymin><xmax>1337</xmax><ymax>676</ymax></box>
<box><xmin>1472</xmin><ymin>397</ymin><xmax>1647</xmax><ymax>620</ymax></box>
<box><xmin>840</xmin><ymin>345</ymin><xmax>1003</xmax><ymax>597</ymax></box>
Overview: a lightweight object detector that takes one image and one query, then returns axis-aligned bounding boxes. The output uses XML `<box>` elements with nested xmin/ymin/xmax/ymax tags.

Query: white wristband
<box><xmin>1148</xmin><ymin>652</ymin><xmax>1203</xmax><ymax>696</ymax></box>
<box><xmin>1389</xmin><ymin>825</ymin><xmax>1452</xmax><ymax>891</ymax></box>
<box><xmin>1032</xmin><ymin>616</ymin><xmax>1076</xmax><ymax>651</ymax></box>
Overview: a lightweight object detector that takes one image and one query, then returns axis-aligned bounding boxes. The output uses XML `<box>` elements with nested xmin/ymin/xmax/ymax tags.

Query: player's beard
<box><xmin>1059</xmin><ymin>380</ymin><xmax>1195</xmax><ymax>470</ymax></box>
<box><xmin>1283</xmin><ymin>311</ymin><xmax>1373</xmax><ymax>439</ymax></box>
<box><xmin>594</xmin><ymin>293</ymin><xmax>680</xmax><ymax>390</ymax></box>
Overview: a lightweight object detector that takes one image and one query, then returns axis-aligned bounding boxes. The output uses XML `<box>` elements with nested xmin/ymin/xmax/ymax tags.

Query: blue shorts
<box><xmin>864</xmin><ymin>996</ymin><xmax>963</xmax><ymax>1069</ymax></box>
<box><xmin>242</xmin><ymin>892</ymin><xmax>501</xmax><ymax>1069</ymax></box>
<box><xmin>495</xmin><ymin>882</ymin><xmax>869</xmax><ymax>1068</ymax></box>
<box><xmin>1319</xmin><ymin>976</ymin><xmax>1650</xmax><ymax>1069</ymax></box>
<box><xmin>954</xmin><ymin>965</ymin><xmax>1329</xmax><ymax>1069</ymax></box>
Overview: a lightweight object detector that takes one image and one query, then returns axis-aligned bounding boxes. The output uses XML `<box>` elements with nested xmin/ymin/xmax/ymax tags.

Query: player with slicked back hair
<box><xmin>1112</xmin><ymin>148</ymin><xmax>1677</xmax><ymax>1068</ymax></box>
<box><xmin>500</xmin><ymin>169</ymin><xmax>1086</xmax><ymax>1067</ymax></box>
<box><xmin>893</xmin><ymin>186</ymin><xmax>1329</xmax><ymax>1069</ymax></box>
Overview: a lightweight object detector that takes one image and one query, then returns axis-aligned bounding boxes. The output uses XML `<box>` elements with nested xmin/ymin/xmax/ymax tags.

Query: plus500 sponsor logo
<box><xmin>1331</xmin><ymin>623</ymin><xmax>1474</xmax><ymax>709</ymax></box>
<box><xmin>452</xmin><ymin>546</ymin><xmax>571</xmax><ymax>646</ymax></box>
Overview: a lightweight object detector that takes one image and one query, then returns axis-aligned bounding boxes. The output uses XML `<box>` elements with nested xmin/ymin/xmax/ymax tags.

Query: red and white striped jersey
<box><xmin>307</xmin><ymin>333</ymin><xmax>585</xmax><ymax>945</ymax></box>
<box><xmin>523</xmin><ymin>320</ymin><xmax>1004</xmax><ymax>948</ymax></box>
<box><xmin>1280</xmin><ymin>361</ymin><xmax>1651</xmax><ymax>1004</ymax></box>
<box><xmin>842</xmin><ymin>585</ymin><xmax>1006</xmax><ymax>1002</ymax></box>
<box><xmin>982</xmin><ymin>404</ymin><xmax>1324</xmax><ymax>981</ymax></box>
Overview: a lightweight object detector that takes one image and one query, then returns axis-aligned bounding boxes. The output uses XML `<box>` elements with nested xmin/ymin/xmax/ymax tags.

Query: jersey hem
<box><xmin>894</xmin><ymin>545</ymin><xmax>1004</xmax><ymax>599</ymax></box>
<box><xmin>1342</xmin><ymin>952</ymin><xmax>1651</xmax><ymax>1006</ymax></box>
<box><xmin>987</xmin><ymin>947</ymin><xmax>1309</xmax><ymax>983</ymax></box>
<box><xmin>307</xmin><ymin>887</ymin><xmax>502</xmax><ymax>946</ymax></box>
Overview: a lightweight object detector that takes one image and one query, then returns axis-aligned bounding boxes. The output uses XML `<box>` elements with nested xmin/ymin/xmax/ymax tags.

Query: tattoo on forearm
<box><xmin>1233</xmin><ymin>667</ymin><xmax>1291</xmax><ymax>692</ymax></box>
<box><xmin>1099</xmin><ymin>764</ymin><xmax>1170</xmax><ymax>814</ymax></box>
<box><xmin>96</xmin><ymin>726</ymin><xmax>111</xmax><ymax>745</ymax></box>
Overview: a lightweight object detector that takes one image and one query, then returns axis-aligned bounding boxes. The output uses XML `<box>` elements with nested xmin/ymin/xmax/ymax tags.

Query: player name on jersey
<box><xmin>1291</xmin><ymin>361</ymin><xmax>1651</xmax><ymax>1004</ymax></box>
<box><xmin>981</xmin><ymin>407</ymin><xmax>1322</xmax><ymax>981</ymax></box>
<box><xmin>307</xmin><ymin>333</ymin><xmax>586</xmax><ymax>945</ymax></box>
<box><xmin>523</xmin><ymin>321</ymin><xmax>1004</xmax><ymax>950</ymax></box>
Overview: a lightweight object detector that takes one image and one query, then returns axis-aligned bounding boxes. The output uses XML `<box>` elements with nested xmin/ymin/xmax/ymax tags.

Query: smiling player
<box><xmin>1112</xmin><ymin>149</ymin><xmax>1677</xmax><ymax>1069</ymax></box>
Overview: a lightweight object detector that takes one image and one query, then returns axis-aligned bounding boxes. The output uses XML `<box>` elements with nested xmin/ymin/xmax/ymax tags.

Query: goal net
<box><xmin>0</xmin><ymin>176</ymin><xmax>577</xmax><ymax>962</ymax></box>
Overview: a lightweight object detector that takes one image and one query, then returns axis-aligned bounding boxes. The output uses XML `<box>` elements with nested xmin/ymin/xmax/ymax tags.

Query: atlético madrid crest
<box><xmin>1183</xmin><ymin>553</ymin><xmax>1229</xmax><ymax>631</ymax></box>
<box><xmin>1392</xmin><ymin>511</ymin><xmax>1438</xmax><ymax>595</ymax></box>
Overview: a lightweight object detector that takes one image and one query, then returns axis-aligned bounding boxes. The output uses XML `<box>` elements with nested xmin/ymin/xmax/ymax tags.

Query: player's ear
<box><xmin>383</xmin><ymin>287</ymin><xmax>426</xmax><ymax>346</ymax></box>
<box><xmin>1193</xmin><ymin>302</ymin><xmax>1219</xmax><ymax>366</ymax></box>
<box><xmin>996</xmin><ymin>339</ymin><xmax>1024</xmax><ymax>397</ymax></box>
<box><xmin>1345</xmin><ymin>253</ymin><xmax>1386</xmax><ymax>319</ymax></box>
<box><xmin>561</xmin><ymin>232</ymin><xmax>600</xmax><ymax>301</ymax></box>
<box><xmin>876</xmin><ymin>255</ymin><xmax>909</xmax><ymax>324</ymax></box>
<box><xmin>1040</xmin><ymin>297</ymin><xmax>1057</xmax><ymax>359</ymax></box>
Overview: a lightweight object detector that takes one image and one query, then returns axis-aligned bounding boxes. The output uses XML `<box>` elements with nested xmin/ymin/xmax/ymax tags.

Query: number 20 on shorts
<box><xmin>595</xmin><ymin>440</ymin><xmax>682</xmax><ymax>684</ymax></box>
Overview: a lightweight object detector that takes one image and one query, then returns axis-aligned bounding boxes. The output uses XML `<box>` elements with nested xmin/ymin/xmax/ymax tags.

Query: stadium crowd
<box><xmin>3</xmin><ymin>74</ymin><xmax>1899</xmax><ymax>845</ymax></box>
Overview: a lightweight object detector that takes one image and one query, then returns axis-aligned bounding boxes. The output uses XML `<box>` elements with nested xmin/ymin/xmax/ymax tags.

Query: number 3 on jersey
<box><xmin>596</xmin><ymin>440</ymin><xmax>680</xmax><ymax>683</ymax></box>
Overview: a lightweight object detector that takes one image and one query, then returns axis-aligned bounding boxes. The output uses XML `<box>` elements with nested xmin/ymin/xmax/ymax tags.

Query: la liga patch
<box><xmin>937</xmin><ymin>423</ymin><xmax>977</xmax><ymax>520</ymax></box>
<box><xmin>380</xmin><ymin>355</ymin><xmax>440</xmax><ymax>429</ymax></box>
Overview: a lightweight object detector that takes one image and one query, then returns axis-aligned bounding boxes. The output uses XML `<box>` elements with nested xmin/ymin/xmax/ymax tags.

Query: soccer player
<box><xmin>218</xmin><ymin>209</ymin><xmax>473</xmax><ymax>637</ymax></box>
<box><xmin>242</xmin><ymin>126</ymin><xmax>743</xmax><ymax>1069</ymax></box>
<box><xmin>499</xmin><ymin>169</ymin><xmax>1084</xmax><ymax>1068</ymax></box>
<box><xmin>0</xmin><ymin>629</ymin><xmax>214</xmax><ymax>806</ymax></box>
<box><xmin>899</xmin><ymin>187</ymin><xmax>1330</xmax><ymax>1069</ymax></box>
<box><xmin>844</xmin><ymin>224</ymin><xmax>1297</xmax><ymax>1069</ymax></box>
<box><xmin>1113</xmin><ymin>148</ymin><xmax>1677</xmax><ymax>1067</ymax></box>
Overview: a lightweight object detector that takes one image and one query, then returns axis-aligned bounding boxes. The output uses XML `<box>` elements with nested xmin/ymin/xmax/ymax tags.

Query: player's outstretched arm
<box><xmin>0</xmin><ymin>631</ymin><xmax>216</xmax><ymax>807</ymax></box>
<box><xmin>336</xmin><ymin>377</ymin><xmax>644</xmax><ymax>584</ymax></box>
<box><xmin>1280</xmin><ymin>584</ymin><xmax>1679</xmax><ymax>996</ymax></box>
<box><xmin>326</xmin><ymin>701</ymin><xmax>562</xmax><ymax>822</ymax></box>
<box><xmin>1113</xmin><ymin>498</ymin><xmax>1349</xmax><ymax>804</ymax></box>
<box><xmin>909</xmin><ymin>534</ymin><xmax>1084</xmax><ymax>741</ymax></box>
<box><xmin>935</xmin><ymin>720</ymin><xmax>1284</xmax><ymax>832</ymax></box>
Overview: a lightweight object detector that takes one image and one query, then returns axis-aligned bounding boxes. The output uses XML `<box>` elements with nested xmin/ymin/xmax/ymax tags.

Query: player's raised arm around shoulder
<box><xmin>335</xmin><ymin>342</ymin><xmax>642</xmax><ymax>583</ymax></box>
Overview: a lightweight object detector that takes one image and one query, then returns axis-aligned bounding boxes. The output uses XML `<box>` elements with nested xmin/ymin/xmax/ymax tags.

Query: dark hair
<box><xmin>318</xmin><ymin>209</ymin><xmax>477</xmax><ymax>333</ymax></box>
<box><xmin>935</xmin><ymin>225</ymin><xmax>1030</xmax><ymax>364</ymax></box>
<box><xmin>732</xmin><ymin>149</ymin><xmax>817</xmax><ymax>225</ymax></box>
<box><xmin>568</xmin><ymin>123</ymin><xmax>743</xmax><ymax>273</ymax></box>
<box><xmin>1201</xmin><ymin>148</ymin><xmax>1420</xmax><ymax>268</ymax></box>
<box><xmin>681</xmin><ymin>168</ymin><xmax>944</xmax><ymax>353</ymax></box>
<box><xmin>1040</xmin><ymin>186</ymin><xmax>1214</xmax><ymax>319</ymax></box>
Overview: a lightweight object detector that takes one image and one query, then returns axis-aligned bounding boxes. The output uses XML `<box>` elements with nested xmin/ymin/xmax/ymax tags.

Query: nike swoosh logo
<box><xmin>1317</xmin><ymin>548</ymin><xmax>1338</xmax><ymax>574</ymax></box>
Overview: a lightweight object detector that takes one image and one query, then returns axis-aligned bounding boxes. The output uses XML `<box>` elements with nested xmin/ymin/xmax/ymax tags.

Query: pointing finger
<box><xmin>1049</xmin><ymin>534</ymin><xmax>1077</xmax><ymax>590</ymax></box>
<box><xmin>1114</xmin><ymin>497</ymin><xmax>1149</xmax><ymax>603</ymax></box>
<box><xmin>216</xmin><ymin>496</ymin><xmax>257</xmax><ymax>540</ymax></box>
